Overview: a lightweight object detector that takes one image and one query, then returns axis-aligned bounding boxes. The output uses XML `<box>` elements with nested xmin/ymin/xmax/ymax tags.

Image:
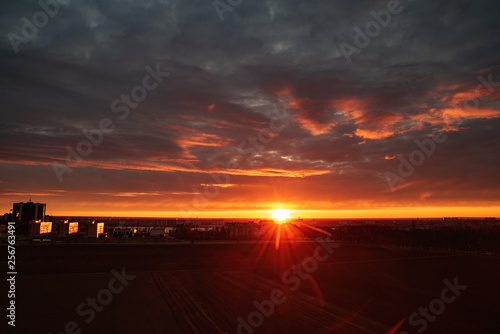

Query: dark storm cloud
<box><xmin>0</xmin><ymin>0</ymin><xmax>499</xmax><ymax>211</ymax></box>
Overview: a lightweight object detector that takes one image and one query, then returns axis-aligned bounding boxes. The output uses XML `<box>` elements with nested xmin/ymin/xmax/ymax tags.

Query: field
<box><xmin>8</xmin><ymin>241</ymin><xmax>500</xmax><ymax>334</ymax></box>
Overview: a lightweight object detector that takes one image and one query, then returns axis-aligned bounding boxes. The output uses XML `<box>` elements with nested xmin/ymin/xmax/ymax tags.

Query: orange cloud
<box><xmin>200</xmin><ymin>183</ymin><xmax>236</xmax><ymax>188</ymax></box>
<box><xmin>273</xmin><ymin>87</ymin><xmax>336</xmax><ymax>136</ymax></box>
<box><xmin>176</xmin><ymin>133</ymin><xmax>233</xmax><ymax>150</ymax></box>
<box><xmin>295</xmin><ymin>116</ymin><xmax>332</xmax><ymax>136</ymax></box>
<box><xmin>354</xmin><ymin>128</ymin><xmax>397</xmax><ymax>140</ymax></box>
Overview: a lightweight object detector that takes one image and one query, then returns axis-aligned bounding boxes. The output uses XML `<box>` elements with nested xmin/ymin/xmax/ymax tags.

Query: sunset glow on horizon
<box><xmin>271</xmin><ymin>208</ymin><xmax>291</xmax><ymax>222</ymax></box>
<box><xmin>24</xmin><ymin>206</ymin><xmax>500</xmax><ymax>220</ymax></box>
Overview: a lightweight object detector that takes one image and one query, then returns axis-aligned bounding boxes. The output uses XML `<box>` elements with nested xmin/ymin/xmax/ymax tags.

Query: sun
<box><xmin>271</xmin><ymin>209</ymin><xmax>290</xmax><ymax>222</ymax></box>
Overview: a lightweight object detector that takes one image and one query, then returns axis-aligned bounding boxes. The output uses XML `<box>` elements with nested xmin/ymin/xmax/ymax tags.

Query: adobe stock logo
<box><xmin>212</xmin><ymin>0</ymin><xmax>244</xmax><ymax>22</ymax></box>
<box><xmin>384</xmin><ymin>72</ymin><xmax>500</xmax><ymax>192</ymax></box>
<box><xmin>339</xmin><ymin>0</ymin><xmax>406</xmax><ymax>64</ymax></box>
<box><xmin>48</xmin><ymin>267</ymin><xmax>135</xmax><ymax>334</ymax></box>
<box><xmin>52</xmin><ymin>63</ymin><xmax>169</xmax><ymax>182</ymax></box>
<box><xmin>398</xmin><ymin>277</ymin><xmax>467</xmax><ymax>334</ymax></box>
<box><xmin>225</xmin><ymin>240</ymin><xmax>339</xmax><ymax>334</ymax></box>
<box><xmin>179</xmin><ymin>105</ymin><xmax>290</xmax><ymax>217</ymax></box>
<box><xmin>7</xmin><ymin>0</ymin><xmax>69</xmax><ymax>54</ymax></box>
<box><xmin>384</xmin><ymin>130</ymin><xmax>447</xmax><ymax>192</ymax></box>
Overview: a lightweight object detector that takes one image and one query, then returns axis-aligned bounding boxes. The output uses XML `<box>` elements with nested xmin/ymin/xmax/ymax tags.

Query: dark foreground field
<box><xmin>5</xmin><ymin>241</ymin><xmax>500</xmax><ymax>334</ymax></box>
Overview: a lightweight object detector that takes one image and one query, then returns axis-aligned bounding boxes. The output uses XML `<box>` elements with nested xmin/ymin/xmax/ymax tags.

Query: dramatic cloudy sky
<box><xmin>1</xmin><ymin>0</ymin><xmax>499</xmax><ymax>218</ymax></box>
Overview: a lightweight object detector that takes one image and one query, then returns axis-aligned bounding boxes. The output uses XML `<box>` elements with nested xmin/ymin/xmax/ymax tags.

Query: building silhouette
<box><xmin>12</xmin><ymin>200</ymin><xmax>46</xmax><ymax>222</ymax></box>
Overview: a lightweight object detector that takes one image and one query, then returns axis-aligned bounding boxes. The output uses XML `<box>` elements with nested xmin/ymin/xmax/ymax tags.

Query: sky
<box><xmin>1</xmin><ymin>0</ymin><xmax>499</xmax><ymax>218</ymax></box>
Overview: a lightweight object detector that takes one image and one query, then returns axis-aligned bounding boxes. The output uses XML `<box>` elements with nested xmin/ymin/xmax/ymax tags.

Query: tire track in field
<box><xmin>152</xmin><ymin>272</ymin><xmax>227</xmax><ymax>333</ymax></box>
<box><xmin>217</xmin><ymin>271</ymin><xmax>386</xmax><ymax>333</ymax></box>
<box><xmin>151</xmin><ymin>269</ymin><xmax>388</xmax><ymax>333</ymax></box>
